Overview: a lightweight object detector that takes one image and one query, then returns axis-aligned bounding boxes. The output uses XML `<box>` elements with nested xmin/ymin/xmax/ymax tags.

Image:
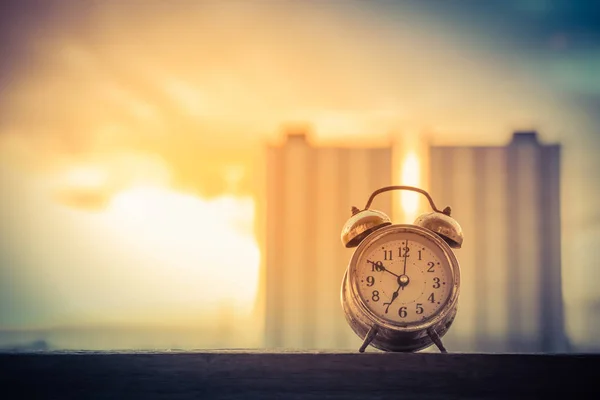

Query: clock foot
<box><xmin>427</xmin><ymin>328</ymin><xmax>447</xmax><ymax>353</ymax></box>
<box><xmin>359</xmin><ymin>325</ymin><xmax>379</xmax><ymax>353</ymax></box>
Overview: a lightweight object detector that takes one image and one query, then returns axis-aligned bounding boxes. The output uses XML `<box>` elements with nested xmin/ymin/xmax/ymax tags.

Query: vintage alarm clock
<box><xmin>340</xmin><ymin>186</ymin><xmax>463</xmax><ymax>353</ymax></box>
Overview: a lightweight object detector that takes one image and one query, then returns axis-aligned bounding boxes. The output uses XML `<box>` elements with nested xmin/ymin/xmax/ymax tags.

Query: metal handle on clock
<box><xmin>363</xmin><ymin>185</ymin><xmax>452</xmax><ymax>216</ymax></box>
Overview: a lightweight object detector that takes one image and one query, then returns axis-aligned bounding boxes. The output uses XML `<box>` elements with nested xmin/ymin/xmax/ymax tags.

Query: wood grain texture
<box><xmin>1</xmin><ymin>351</ymin><xmax>598</xmax><ymax>399</ymax></box>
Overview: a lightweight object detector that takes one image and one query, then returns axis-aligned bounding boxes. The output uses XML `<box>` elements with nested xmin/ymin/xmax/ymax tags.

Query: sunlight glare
<box><xmin>61</xmin><ymin>165</ymin><xmax>108</xmax><ymax>190</ymax></box>
<box><xmin>401</xmin><ymin>152</ymin><xmax>420</xmax><ymax>220</ymax></box>
<box><xmin>105</xmin><ymin>186</ymin><xmax>260</xmax><ymax>316</ymax></box>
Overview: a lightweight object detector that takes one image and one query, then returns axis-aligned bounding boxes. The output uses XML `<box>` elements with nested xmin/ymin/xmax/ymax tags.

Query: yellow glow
<box><xmin>103</xmin><ymin>185</ymin><xmax>260</xmax><ymax>317</ymax></box>
<box><xmin>61</xmin><ymin>166</ymin><xmax>108</xmax><ymax>190</ymax></box>
<box><xmin>401</xmin><ymin>153</ymin><xmax>420</xmax><ymax>219</ymax></box>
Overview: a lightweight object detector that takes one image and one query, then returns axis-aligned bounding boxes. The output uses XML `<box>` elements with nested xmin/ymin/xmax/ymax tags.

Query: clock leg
<box><xmin>359</xmin><ymin>325</ymin><xmax>379</xmax><ymax>353</ymax></box>
<box><xmin>427</xmin><ymin>328</ymin><xmax>447</xmax><ymax>353</ymax></box>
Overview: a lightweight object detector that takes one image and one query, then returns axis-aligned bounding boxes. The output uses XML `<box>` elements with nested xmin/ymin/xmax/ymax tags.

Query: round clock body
<box><xmin>341</xmin><ymin>223</ymin><xmax>460</xmax><ymax>352</ymax></box>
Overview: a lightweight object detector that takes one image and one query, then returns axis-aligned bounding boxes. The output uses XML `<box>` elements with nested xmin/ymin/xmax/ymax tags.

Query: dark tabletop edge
<box><xmin>1</xmin><ymin>350</ymin><xmax>598</xmax><ymax>356</ymax></box>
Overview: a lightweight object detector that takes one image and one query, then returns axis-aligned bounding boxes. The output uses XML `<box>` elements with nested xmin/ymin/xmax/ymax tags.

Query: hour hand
<box><xmin>367</xmin><ymin>260</ymin><xmax>399</xmax><ymax>278</ymax></box>
<box><xmin>383</xmin><ymin>287</ymin><xmax>401</xmax><ymax>313</ymax></box>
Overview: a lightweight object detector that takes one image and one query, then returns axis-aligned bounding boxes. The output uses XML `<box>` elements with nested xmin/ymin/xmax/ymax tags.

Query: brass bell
<box><xmin>414</xmin><ymin>206</ymin><xmax>463</xmax><ymax>249</ymax></box>
<box><xmin>341</xmin><ymin>207</ymin><xmax>392</xmax><ymax>248</ymax></box>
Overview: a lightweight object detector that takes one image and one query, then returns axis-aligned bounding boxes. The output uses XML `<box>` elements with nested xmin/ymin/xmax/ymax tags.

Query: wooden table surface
<box><xmin>1</xmin><ymin>350</ymin><xmax>598</xmax><ymax>399</ymax></box>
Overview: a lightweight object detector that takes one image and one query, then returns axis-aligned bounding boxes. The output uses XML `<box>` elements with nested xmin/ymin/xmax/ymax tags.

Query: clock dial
<box><xmin>353</xmin><ymin>229</ymin><xmax>454</xmax><ymax>325</ymax></box>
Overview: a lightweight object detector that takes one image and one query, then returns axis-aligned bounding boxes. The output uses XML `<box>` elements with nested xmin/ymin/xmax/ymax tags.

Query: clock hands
<box><xmin>366</xmin><ymin>260</ymin><xmax>400</xmax><ymax>278</ymax></box>
<box><xmin>383</xmin><ymin>274</ymin><xmax>410</xmax><ymax>313</ymax></box>
<box><xmin>383</xmin><ymin>285</ymin><xmax>401</xmax><ymax>313</ymax></box>
<box><xmin>380</xmin><ymin>242</ymin><xmax>411</xmax><ymax>313</ymax></box>
<box><xmin>368</xmin><ymin>243</ymin><xmax>411</xmax><ymax>313</ymax></box>
<box><xmin>366</xmin><ymin>260</ymin><xmax>401</xmax><ymax>313</ymax></box>
<box><xmin>367</xmin><ymin>241</ymin><xmax>410</xmax><ymax>281</ymax></box>
<box><xmin>402</xmin><ymin>240</ymin><xmax>409</xmax><ymax>290</ymax></box>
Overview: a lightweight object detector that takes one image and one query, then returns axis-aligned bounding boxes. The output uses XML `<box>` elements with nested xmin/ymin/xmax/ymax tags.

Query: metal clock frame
<box><xmin>342</xmin><ymin>223</ymin><xmax>461</xmax><ymax>353</ymax></box>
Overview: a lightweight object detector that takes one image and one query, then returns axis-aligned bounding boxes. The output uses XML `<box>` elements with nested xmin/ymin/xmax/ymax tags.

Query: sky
<box><xmin>0</xmin><ymin>0</ymin><xmax>599</xmax><ymax>347</ymax></box>
<box><xmin>1</xmin><ymin>1</ymin><xmax>598</xmax><ymax>195</ymax></box>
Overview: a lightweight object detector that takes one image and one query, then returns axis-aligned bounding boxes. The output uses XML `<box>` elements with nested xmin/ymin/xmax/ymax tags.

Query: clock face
<box><xmin>351</xmin><ymin>226</ymin><xmax>455</xmax><ymax>326</ymax></box>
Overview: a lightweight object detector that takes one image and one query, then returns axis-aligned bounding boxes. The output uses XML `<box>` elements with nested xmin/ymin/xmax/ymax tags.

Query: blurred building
<box><xmin>264</xmin><ymin>131</ymin><xmax>393</xmax><ymax>349</ymax></box>
<box><xmin>430</xmin><ymin>132</ymin><xmax>568</xmax><ymax>352</ymax></box>
<box><xmin>264</xmin><ymin>129</ymin><xmax>568</xmax><ymax>352</ymax></box>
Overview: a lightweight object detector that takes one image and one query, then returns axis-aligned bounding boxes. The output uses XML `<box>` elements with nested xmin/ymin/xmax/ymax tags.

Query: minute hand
<box><xmin>403</xmin><ymin>245</ymin><xmax>408</xmax><ymax>275</ymax></box>
<box><xmin>367</xmin><ymin>260</ymin><xmax>400</xmax><ymax>278</ymax></box>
